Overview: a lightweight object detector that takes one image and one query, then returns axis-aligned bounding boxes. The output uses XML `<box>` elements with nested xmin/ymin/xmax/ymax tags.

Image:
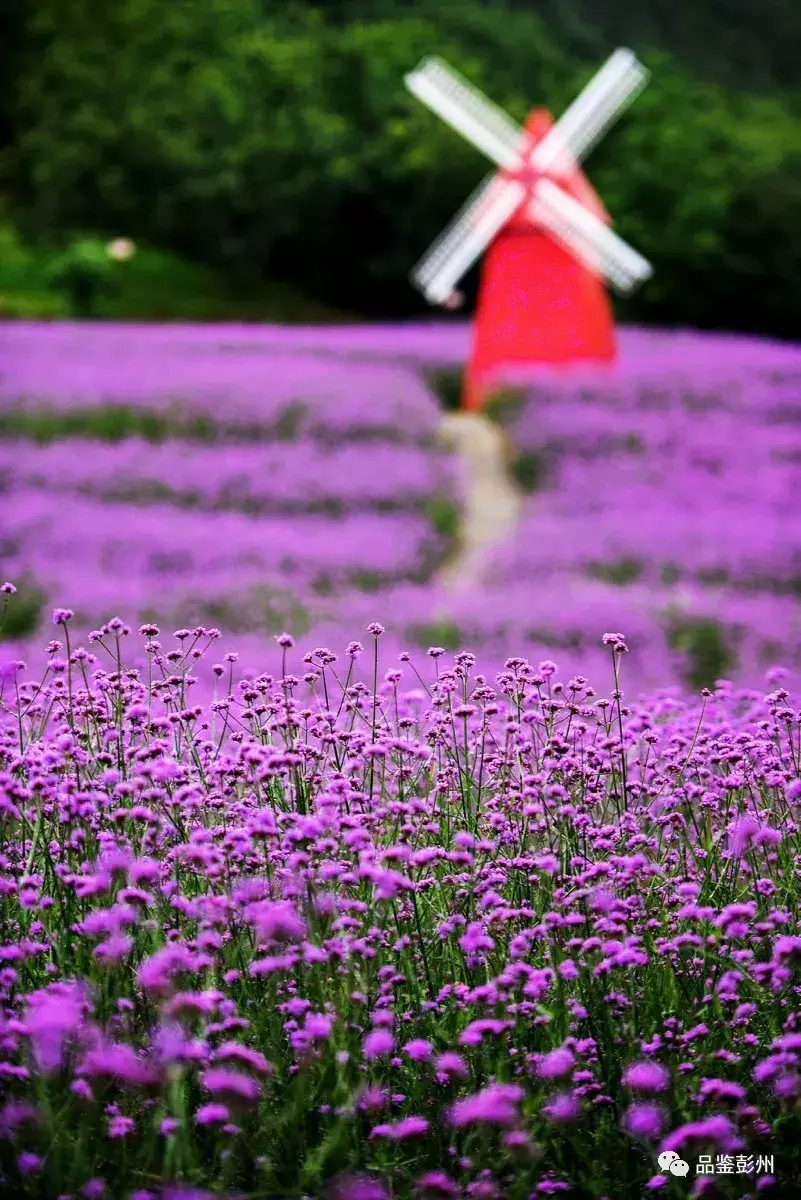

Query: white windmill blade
<box><xmin>413</xmin><ymin>173</ymin><xmax>527</xmax><ymax>304</ymax></box>
<box><xmin>413</xmin><ymin>170</ymin><xmax>522</xmax><ymax>288</ymax></box>
<box><xmin>405</xmin><ymin>56</ymin><xmax>527</xmax><ymax>171</ymax></box>
<box><xmin>531</xmin><ymin>178</ymin><xmax>652</xmax><ymax>294</ymax></box>
<box><xmin>531</xmin><ymin>49</ymin><xmax>649</xmax><ymax>177</ymax></box>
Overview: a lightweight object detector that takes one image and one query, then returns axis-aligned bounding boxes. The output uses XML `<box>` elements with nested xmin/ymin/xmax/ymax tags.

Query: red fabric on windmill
<box><xmin>463</xmin><ymin>109</ymin><xmax>616</xmax><ymax>412</ymax></box>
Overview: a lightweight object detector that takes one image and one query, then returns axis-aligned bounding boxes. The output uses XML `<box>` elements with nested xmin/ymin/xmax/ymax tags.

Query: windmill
<box><xmin>405</xmin><ymin>49</ymin><xmax>652</xmax><ymax>409</ymax></box>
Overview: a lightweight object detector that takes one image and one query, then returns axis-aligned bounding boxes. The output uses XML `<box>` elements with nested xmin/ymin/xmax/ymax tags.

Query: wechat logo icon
<box><xmin>658</xmin><ymin>1150</ymin><xmax>690</xmax><ymax>1177</ymax></box>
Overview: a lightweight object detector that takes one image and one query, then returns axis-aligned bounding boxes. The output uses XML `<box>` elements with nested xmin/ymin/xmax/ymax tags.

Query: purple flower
<box><xmin>660</xmin><ymin>1115</ymin><xmax>742</xmax><ymax>1156</ymax></box>
<box><xmin>623</xmin><ymin>1102</ymin><xmax>665</xmax><ymax>1141</ymax></box>
<box><xmin>403</xmin><ymin>1038</ymin><xmax>434</xmax><ymax>1062</ymax></box>
<box><xmin>24</xmin><ymin>982</ymin><xmax>86</xmax><ymax>1074</ymax></box>
<box><xmin>201</xmin><ymin>1067</ymin><xmax>262</xmax><ymax>1106</ymax></box>
<box><xmin>459</xmin><ymin>1019</ymin><xmax>507</xmax><ymax>1046</ymax></box>
<box><xmin>538</xmin><ymin>1048</ymin><xmax>575</xmax><ymax>1080</ymax></box>
<box><xmin>697</xmin><ymin>1077</ymin><xmax>747</xmax><ymax>1106</ymax></box>
<box><xmin>195</xmin><ymin>1103</ymin><xmax>229</xmax><ymax>1126</ymax></box>
<box><xmin>246</xmin><ymin>899</ymin><xmax>306</xmax><ymax>944</ymax></box>
<box><xmin>357</xmin><ymin>1085</ymin><xmax>389</xmax><ymax>1113</ymax></box>
<box><xmin>81</xmin><ymin>1182</ymin><xmax>106</xmax><ymax>1200</ymax></box>
<box><xmin>458</xmin><ymin>923</ymin><xmax>495</xmax><ymax>959</ymax></box>
<box><xmin>80</xmin><ymin>1042</ymin><xmax>159</xmax><ymax>1087</ymax></box>
<box><xmin>330</xmin><ymin>1175</ymin><xmax>389</xmax><ymax>1200</ymax></box>
<box><xmin>414</xmin><ymin>1171</ymin><xmax>460</xmax><ymax>1197</ymax></box>
<box><xmin>774</xmin><ymin>936</ymin><xmax>801</xmax><ymax>965</ymax></box>
<box><xmin>213</xmin><ymin>1042</ymin><xmax>273</xmax><ymax>1076</ymax></box>
<box><xmin>435</xmin><ymin>1051</ymin><xmax>468</xmax><ymax>1080</ymax></box>
<box><xmin>370</xmin><ymin>1115</ymin><xmax>429</xmax><ymax>1140</ymax></box>
<box><xmin>363</xmin><ymin>1028</ymin><xmax>394</xmax><ymax>1061</ymax></box>
<box><xmin>622</xmin><ymin>1061</ymin><xmax>670</xmax><ymax>1094</ymax></box>
<box><xmin>108</xmin><ymin>1114</ymin><xmax>135</xmax><ymax>1138</ymax></box>
<box><xmin>163</xmin><ymin>1190</ymin><xmax>219</xmax><ymax>1200</ymax></box>
<box><xmin>449</xmin><ymin>1084</ymin><xmax>523</xmax><ymax>1128</ymax></box>
<box><xmin>17</xmin><ymin>1153</ymin><xmax>43</xmax><ymax>1176</ymax></box>
<box><xmin>138</xmin><ymin>944</ymin><xmax>196</xmax><ymax>997</ymax></box>
<box><xmin>542</xmin><ymin>1092</ymin><xmax>580</xmax><ymax>1124</ymax></box>
<box><xmin>727</xmin><ymin>815</ymin><xmax>761</xmax><ymax>858</ymax></box>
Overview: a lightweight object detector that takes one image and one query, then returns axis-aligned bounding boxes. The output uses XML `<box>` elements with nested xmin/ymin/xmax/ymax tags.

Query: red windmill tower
<box><xmin>405</xmin><ymin>51</ymin><xmax>653</xmax><ymax>410</ymax></box>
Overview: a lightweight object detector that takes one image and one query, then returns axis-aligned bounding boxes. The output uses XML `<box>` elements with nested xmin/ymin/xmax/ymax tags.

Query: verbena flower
<box><xmin>201</xmin><ymin>1067</ymin><xmax>262</xmax><ymax>1106</ymax></box>
<box><xmin>449</xmin><ymin>1084</ymin><xmax>523</xmax><ymax>1128</ymax></box>
<box><xmin>622</xmin><ymin>1061</ymin><xmax>670</xmax><ymax>1094</ymax></box>
<box><xmin>623</xmin><ymin>1102</ymin><xmax>666</xmax><ymax>1141</ymax></box>
<box><xmin>363</xmin><ymin>1029</ymin><xmax>394</xmax><ymax>1061</ymax></box>
<box><xmin>23</xmin><ymin>982</ymin><xmax>86</xmax><ymax>1074</ymax></box>
<box><xmin>370</xmin><ymin>1115</ymin><xmax>429</xmax><ymax>1140</ymax></box>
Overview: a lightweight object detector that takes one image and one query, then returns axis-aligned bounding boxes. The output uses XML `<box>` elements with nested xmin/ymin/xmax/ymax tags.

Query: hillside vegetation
<box><xmin>2</xmin><ymin>1</ymin><xmax>800</xmax><ymax>333</ymax></box>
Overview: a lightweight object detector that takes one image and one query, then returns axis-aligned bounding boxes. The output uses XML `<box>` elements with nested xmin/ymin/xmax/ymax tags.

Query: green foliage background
<box><xmin>3</xmin><ymin>0</ymin><xmax>801</xmax><ymax>333</ymax></box>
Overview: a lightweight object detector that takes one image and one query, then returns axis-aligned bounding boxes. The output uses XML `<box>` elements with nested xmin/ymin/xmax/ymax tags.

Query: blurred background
<box><xmin>1</xmin><ymin>0</ymin><xmax>801</xmax><ymax>336</ymax></box>
<box><xmin>2</xmin><ymin>0</ymin><xmax>801</xmax><ymax>699</ymax></box>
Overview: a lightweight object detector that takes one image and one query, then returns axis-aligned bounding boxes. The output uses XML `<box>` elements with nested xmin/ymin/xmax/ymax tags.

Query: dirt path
<box><xmin>437</xmin><ymin>412</ymin><xmax>522</xmax><ymax>590</ymax></box>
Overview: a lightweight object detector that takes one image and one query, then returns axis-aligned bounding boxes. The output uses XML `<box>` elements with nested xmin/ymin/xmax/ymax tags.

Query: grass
<box><xmin>422</xmin><ymin>495</ymin><xmax>461</xmax><ymax>543</ymax></box>
<box><xmin>508</xmin><ymin>449</ymin><xmax>547</xmax><ymax>493</ymax></box>
<box><xmin>586</xmin><ymin>559</ymin><xmax>645</xmax><ymax>587</ymax></box>
<box><xmin>423</xmin><ymin>368</ymin><xmax>464</xmax><ymax>413</ymax></box>
<box><xmin>0</xmin><ymin>404</ymin><xmax>435</xmax><ymax>449</ymax></box>
<box><xmin>32</xmin><ymin>479</ymin><xmax>460</xmax><ymax>521</ymax></box>
<box><xmin>0</xmin><ymin>405</ymin><xmax>218</xmax><ymax>445</ymax></box>
<box><xmin>423</xmin><ymin>369</ymin><xmax>528</xmax><ymax>426</ymax></box>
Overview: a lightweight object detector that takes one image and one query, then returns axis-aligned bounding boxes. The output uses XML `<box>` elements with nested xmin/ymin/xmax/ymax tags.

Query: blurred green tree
<box><xmin>3</xmin><ymin>0</ymin><xmax>801</xmax><ymax>330</ymax></box>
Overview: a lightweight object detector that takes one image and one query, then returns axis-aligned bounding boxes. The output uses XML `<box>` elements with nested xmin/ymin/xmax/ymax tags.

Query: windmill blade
<box><xmin>405</xmin><ymin>57</ymin><xmax>526</xmax><ymax>171</ymax></box>
<box><xmin>531</xmin><ymin>49</ymin><xmax>649</xmax><ymax>177</ymax></box>
<box><xmin>412</xmin><ymin>173</ymin><xmax>527</xmax><ymax>304</ymax></box>
<box><xmin>531</xmin><ymin>178</ymin><xmax>652</xmax><ymax>294</ymax></box>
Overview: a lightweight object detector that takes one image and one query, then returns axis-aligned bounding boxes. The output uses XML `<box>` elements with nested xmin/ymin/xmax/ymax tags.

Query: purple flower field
<box><xmin>0</xmin><ymin>320</ymin><xmax>800</xmax><ymax>1198</ymax></box>
<box><xmin>2</xmin><ymin>320</ymin><xmax>801</xmax><ymax>693</ymax></box>
<box><xmin>0</xmin><ymin>322</ymin><xmax>468</xmax><ymax>685</ymax></box>
<box><xmin>0</xmin><ymin>622</ymin><xmax>798</xmax><ymax>1199</ymax></box>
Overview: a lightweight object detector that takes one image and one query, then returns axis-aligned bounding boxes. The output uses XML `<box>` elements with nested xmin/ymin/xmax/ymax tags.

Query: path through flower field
<box><xmin>436</xmin><ymin>412</ymin><xmax>521</xmax><ymax>590</ymax></box>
